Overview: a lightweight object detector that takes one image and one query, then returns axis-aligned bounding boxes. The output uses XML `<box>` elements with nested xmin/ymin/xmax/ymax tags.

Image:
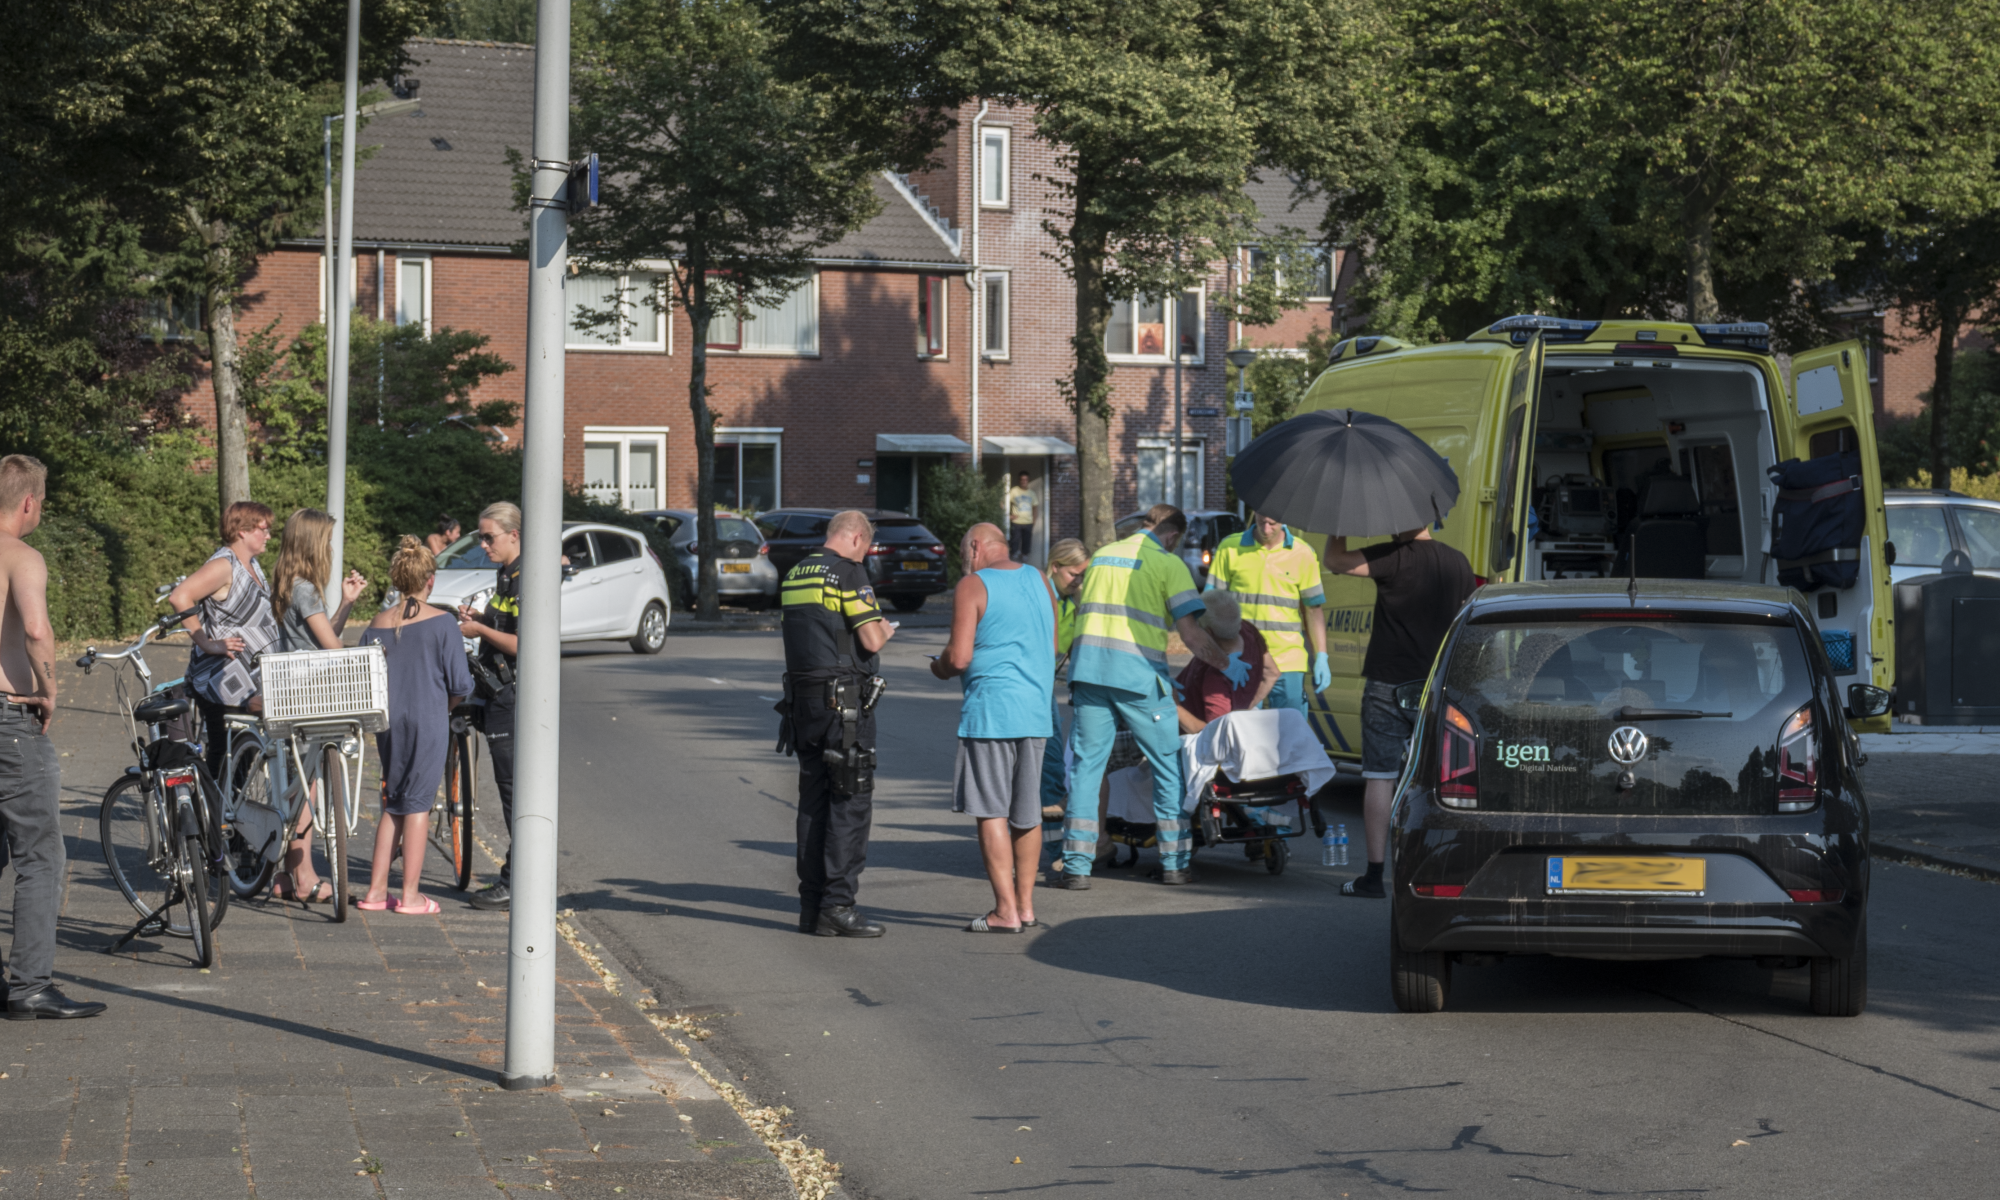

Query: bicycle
<box><xmin>431</xmin><ymin>703</ymin><xmax>480</xmax><ymax>892</ymax></box>
<box><xmin>214</xmin><ymin>711</ymin><xmax>366</xmax><ymax>922</ymax></box>
<box><xmin>83</xmin><ymin>605</ymin><xmax>232</xmax><ymax>967</ymax></box>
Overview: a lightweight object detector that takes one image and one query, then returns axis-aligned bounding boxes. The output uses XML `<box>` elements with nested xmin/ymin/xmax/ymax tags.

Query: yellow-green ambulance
<box><xmin>1293</xmin><ymin>316</ymin><xmax>1892</xmax><ymax>752</ymax></box>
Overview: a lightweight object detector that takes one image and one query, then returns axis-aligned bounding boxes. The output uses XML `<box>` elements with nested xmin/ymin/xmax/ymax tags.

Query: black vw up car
<box><xmin>1388</xmin><ymin>579</ymin><xmax>1890</xmax><ymax>1017</ymax></box>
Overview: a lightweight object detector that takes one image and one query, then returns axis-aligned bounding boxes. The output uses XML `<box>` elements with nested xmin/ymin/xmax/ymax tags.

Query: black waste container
<box><xmin>1893</xmin><ymin>554</ymin><xmax>2000</xmax><ymax>724</ymax></box>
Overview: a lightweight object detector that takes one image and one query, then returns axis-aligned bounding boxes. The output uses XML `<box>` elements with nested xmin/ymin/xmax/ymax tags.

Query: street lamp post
<box><xmin>322</xmin><ymin>100</ymin><xmax>421</xmax><ymax>324</ymax></box>
<box><xmin>1225</xmin><ymin>346</ymin><xmax>1257</xmax><ymax>519</ymax></box>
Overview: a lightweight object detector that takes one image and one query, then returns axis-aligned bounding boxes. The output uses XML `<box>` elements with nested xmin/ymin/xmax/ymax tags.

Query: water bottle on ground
<box><xmin>1335</xmin><ymin>823</ymin><xmax>1350</xmax><ymax>867</ymax></box>
<box><xmin>1321</xmin><ymin>827</ymin><xmax>1338</xmax><ymax>867</ymax></box>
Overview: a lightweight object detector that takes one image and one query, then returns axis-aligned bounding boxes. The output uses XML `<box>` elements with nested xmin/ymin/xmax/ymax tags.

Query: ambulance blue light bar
<box><xmin>1486</xmin><ymin>315</ymin><xmax>1601</xmax><ymax>344</ymax></box>
<box><xmin>1692</xmin><ymin>322</ymin><xmax>1772</xmax><ymax>353</ymax></box>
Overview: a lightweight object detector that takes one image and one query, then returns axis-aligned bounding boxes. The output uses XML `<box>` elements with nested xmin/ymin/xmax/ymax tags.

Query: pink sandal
<box><xmin>390</xmin><ymin>894</ymin><xmax>441</xmax><ymax>916</ymax></box>
<box><xmin>355</xmin><ymin>896</ymin><xmax>392</xmax><ymax>911</ymax></box>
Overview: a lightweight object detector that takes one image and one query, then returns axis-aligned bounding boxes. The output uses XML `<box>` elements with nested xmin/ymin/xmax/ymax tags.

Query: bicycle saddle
<box><xmin>134</xmin><ymin>693</ymin><xmax>191</xmax><ymax>724</ymax></box>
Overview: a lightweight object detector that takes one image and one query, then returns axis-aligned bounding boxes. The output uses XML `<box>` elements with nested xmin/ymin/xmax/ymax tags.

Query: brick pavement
<box><xmin>0</xmin><ymin>665</ymin><xmax>797</xmax><ymax>1199</ymax></box>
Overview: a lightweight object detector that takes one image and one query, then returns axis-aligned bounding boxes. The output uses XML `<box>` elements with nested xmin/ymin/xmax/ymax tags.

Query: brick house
<box><xmin>181</xmin><ymin>41</ymin><xmax>1356</xmax><ymax>558</ymax></box>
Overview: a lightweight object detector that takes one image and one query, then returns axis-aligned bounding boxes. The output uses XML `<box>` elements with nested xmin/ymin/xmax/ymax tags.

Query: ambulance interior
<box><xmin>1522</xmin><ymin>357</ymin><xmax>1782</xmax><ymax>588</ymax></box>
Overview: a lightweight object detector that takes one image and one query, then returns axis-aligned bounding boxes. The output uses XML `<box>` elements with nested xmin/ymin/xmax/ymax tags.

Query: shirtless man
<box><xmin>0</xmin><ymin>456</ymin><xmax>104</xmax><ymax>1019</ymax></box>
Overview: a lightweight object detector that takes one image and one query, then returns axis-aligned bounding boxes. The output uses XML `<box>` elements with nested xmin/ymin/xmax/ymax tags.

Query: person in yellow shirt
<box><xmin>1205</xmin><ymin>513</ymin><xmax>1330</xmax><ymax>713</ymax></box>
<box><xmin>1006</xmin><ymin>473</ymin><xmax>1038</xmax><ymax>561</ymax></box>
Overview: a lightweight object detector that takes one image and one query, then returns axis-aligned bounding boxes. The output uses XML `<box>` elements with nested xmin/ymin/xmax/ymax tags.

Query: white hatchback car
<box><xmin>426</xmin><ymin>521</ymin><xmax>673</xmax><ymax>654</ymax></box>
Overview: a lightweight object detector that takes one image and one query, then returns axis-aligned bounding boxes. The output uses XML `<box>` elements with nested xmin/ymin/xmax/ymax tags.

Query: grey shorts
<box><xmin>1361</xmin><ymin>679</ymin><xmax>1415</xmax><ymax>779</ymax></box>
<box><xmin>954</xmin><ymin>737</ymin><xmax>1047</xmax><ymax>828</ymax></box>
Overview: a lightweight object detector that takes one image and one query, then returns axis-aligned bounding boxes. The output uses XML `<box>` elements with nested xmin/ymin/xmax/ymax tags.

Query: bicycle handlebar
<box><xmin>77</xmin><ymin>607</ymin><xmax>198</xmax><ymax>673</ymax></box>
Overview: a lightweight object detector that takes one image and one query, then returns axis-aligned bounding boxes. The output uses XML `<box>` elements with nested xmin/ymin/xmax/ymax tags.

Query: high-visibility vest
<box><xmin>1207</xmin><ymin>528</ymin><xmax>1325</xmax><ymax>674</ymax></box>
<box><xmin>1069</xmin><ymin>531</ymin><xmax>1204</xmax><ymax>697</ymax></box>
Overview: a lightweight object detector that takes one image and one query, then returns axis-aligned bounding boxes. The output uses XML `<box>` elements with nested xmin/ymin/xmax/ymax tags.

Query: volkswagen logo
<box><xmin>1607</xmin><ymin>726</ymin><xmax>1649</xmax><ymax>765</ymax></box>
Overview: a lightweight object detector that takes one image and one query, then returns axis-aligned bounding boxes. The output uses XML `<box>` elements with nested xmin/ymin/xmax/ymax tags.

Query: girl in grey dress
<box><xmin>357</xmin><ymin>538</ymin><xmax>471</xmax><ymax>914</ymax></box>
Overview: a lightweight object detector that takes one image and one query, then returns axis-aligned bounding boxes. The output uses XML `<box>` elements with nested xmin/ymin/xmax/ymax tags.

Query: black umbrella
<box><xmin>1228</xmin><ymin>408</ymin><xmax>1460</xmax><ymax>537</ymax></box>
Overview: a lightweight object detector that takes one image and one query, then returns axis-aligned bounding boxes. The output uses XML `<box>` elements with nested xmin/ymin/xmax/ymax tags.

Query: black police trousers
<box><xmin>484</xmin><ymin>685</ymin><xmax>518</xmax><ymax>886</ymax></box>
<box><xmin>791</xmin><ymin>684</ymin><xmax>875</xmax><ymax>912</ymax></box>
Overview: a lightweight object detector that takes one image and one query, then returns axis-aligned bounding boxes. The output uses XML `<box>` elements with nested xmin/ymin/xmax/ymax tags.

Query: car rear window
<box><xmin>1439</xmin><ymin>615</ymin><xmax>1815</xmax><ymax>814</ymax></box>
<box><xmin>434</xmin><ymin>534</ymin><xmax>496</xmax><ymax>571</ymax></box>
<box><xmin>715</xmin><ymin>517</ymin><xmax>760</xmax><ymax>544</ymax></box>
<box><xmin>874</xmin><ymin>519</ymin><xmax>938</xmax><ymax>543</ymax></box>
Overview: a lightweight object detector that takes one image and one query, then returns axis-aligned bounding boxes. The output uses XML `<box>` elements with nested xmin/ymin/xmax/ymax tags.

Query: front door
<box><xmin>1782</xmin><ymin>341</ymin><xmax>1892</xmax><ymax>731</ymax></box>
<box><xmin>1487</xmin><ymin>333</ymin><xmax>1545</xmax><ymax>583</ymax></box>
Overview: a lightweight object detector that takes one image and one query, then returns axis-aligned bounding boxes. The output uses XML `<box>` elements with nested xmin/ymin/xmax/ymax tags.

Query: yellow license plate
<box><xmin>901</xmin><ymin>560</ymin><xmax>929</xmax><ymax>571</ymax></box>
<box><xmin>721</xmin><ymin>562</ymin><xmax>751</xmax><ymax>574</ymax></box>
<box><xmin>1547</xmin><ymin>856</ymin><xmax>1705</xmax><ymax>896</ymax></box>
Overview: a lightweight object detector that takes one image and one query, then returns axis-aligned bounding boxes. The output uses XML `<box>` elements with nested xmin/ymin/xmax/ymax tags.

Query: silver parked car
<box><xmin>426</xmin><ymin>521</ymin><xmax>673</xmax><ymax>654</ymax></box>
<box><xmin>1884</xmin><ymin>489</ymin><xmax>2000</xmax><ymax>584</ymax></box>
<box><xmin>639</xmin><ymin>509</ymin><xmax>781</xmax><ymax>609</ymax></box>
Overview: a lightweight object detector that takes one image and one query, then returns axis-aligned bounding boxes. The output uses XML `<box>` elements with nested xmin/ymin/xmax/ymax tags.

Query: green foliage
<box><xmin>920</xmin><ymin>464</ymin><xmax>1005</xmax><ymax>580</ymax></box>
<box><xmin>428</xmin><ymin>0</ymin><xmax>610</xmax><ymax>49</ymax></box>
<box><xmin>1878</xmin><ymin>349</ymin><xmax>2000</xmax><ymax>485</ymax></box>
<box><xmin>25</xmin><ymin>515</ymin><xmax>115</xmax><ymax>644</ymax></box>
<box><xmin>1340</xmin><ymin>0</ymin><xmax>2000</xmax><ymax>342</ymax></box>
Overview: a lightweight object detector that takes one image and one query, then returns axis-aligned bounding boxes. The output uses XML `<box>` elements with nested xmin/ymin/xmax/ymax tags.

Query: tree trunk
<box><xmin>1683</xmin><ymin>188</ymin><xmax>1721</xmax><ymax>324</ymax></box>
<box><xmin>1930</xmin><ymin>303</ymin><xmax>1960</xmax><ymax>489</ymax></box>
<box><xmin>688</xmin><ymin>250</ymin><xmax>721</xmax><ymax>621</ymax></box>
<box><xmin>209</xmin><ymin>276</ymin><xmax>252</xmax><ymax>511</ymax></box>
<box><xmin>1069</xmin><ymin>219</ymin><xmax>1115</xmax><ymax>550</ymax></box>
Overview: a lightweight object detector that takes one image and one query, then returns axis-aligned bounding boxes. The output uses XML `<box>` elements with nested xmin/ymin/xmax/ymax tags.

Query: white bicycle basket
<box><xmin>259</xmin><ymin>646</ymin><xmax>389</xmax><ymax>736</ymax></box>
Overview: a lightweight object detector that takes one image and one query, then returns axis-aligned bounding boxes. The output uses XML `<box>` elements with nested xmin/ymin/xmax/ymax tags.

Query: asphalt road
<box><xmin>541</xmin><ymin>627</ymin><xmax>2000</xmax><ymax>1199</ymax></box>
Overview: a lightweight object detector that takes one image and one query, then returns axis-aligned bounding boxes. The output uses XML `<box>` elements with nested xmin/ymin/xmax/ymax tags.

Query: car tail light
<box><xmin>758</xmin><ymin>543</ymin><xmax>769</xmax><ymax>555</ymax></box>
<box><xmin>1438</xmin><ymin>703</ymin><xmax>1478</xmax><ymax>807</ymax></box>
<box><xmin>930</xmin><ymin>543</ymin><xmax>945</xmax><ymax>555</ymax></box>
<box><xmin>1786</xmin><ymin>888</ymin><xmax>1844</xmax><ymax>903</ymax></box>
<box><xmin>1777</xmin><ymin>704</ymin><xmax>1818</xmax><ymax>812</ymax></box>
<box><xmin>1201</xmin><ymin>549</ymin><xmax>1213</xmax><ymax>566</ymax></box>
<box><xmin>867</xmin><ymin>543</ymin><xmax>886</xmax><ymax>557</ymax></box>
<box><xmin>1413</xmin><ymin>884</ymin><xmax>1464</xmax><ymax>898</ymax></box>
<box><xmin>1472</xmin><ymin>575</ymin><xmax>1487</xmax><ymax>587</ymax></box>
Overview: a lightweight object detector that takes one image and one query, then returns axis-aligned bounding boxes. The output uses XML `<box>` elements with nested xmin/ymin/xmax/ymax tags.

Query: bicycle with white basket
<box><xmin>212</xmin><ymin>645</ymin><xmax>387</xmax><ymax>922</ymax></box>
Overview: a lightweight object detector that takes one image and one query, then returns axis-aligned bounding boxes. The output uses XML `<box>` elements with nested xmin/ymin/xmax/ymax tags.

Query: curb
<box><xmin>1872</xmin><ymin>837</ymin><xmax>2000</xmax><ymax>884</ymax></box>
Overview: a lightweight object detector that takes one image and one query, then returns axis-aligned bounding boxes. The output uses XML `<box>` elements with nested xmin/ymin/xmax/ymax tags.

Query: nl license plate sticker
<box><xmin>720</xmin><ymin>562</ymin><xmax>751</xmax><ymax>574</ymax></box>
<box><xmin>1547</xmin><ymin>856</ymin><xmax>1706</xmax><ymax>897</ymax></box>
<box><xmin>901</xmin><ymin>560</ymin><xmax>930</xmax><ymax>571</ymax></box>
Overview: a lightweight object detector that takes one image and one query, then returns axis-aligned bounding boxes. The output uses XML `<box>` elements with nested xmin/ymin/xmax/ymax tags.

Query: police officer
<box><xmin>456</xmin><ymin>501</ymin><xmax>523</xmax><ymax>912</ymax></box>
<box><xmin>1056</xmin><ymin>504</ymin><xmax>1235</xmax><ymax>888</ymax></box>
<box><xmin>777</xmin><ymin>510</ymin><xmax>895</xmax><ymax>936</ymax></box>
<box><xmin>1205</xmin><ymin>512</ymin><xmax>1331</xmax><ymax>713</ymax></box>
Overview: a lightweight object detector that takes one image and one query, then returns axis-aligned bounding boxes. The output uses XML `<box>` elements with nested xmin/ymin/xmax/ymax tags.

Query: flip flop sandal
<box><xmin>355</xmin><ymin>896</ymin><xmax>392</xmax><ymax>911</ymax></box>
<box><xmin>391</xmin><ymin>895</ymin><xmax>441</xmax><ymax>916</ymax></box>
<box><xmin>965</xmin><ymin>914</ymin><xmax>1023</xmax><ymax>934</ymax></box>
<box><xmin>296</xmin><ymin>879</ymin><xmax>334</xmax><ymax>904</ymax></box>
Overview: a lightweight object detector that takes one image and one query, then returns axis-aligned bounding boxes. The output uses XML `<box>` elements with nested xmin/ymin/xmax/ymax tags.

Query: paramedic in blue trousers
<box><xmin>1051</xmin><ymin>505</ymin><xmax>1240</xmax><ymax>888</ymax></box>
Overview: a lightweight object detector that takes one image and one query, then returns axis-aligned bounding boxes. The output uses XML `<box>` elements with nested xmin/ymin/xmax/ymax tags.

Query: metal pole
<box><xmin>326</xmin><ymin>0</ymin><xmax>361</xmax><ymax>591</ymax></box>
<box><xmin>503</xmin><ymin>0</ymin><xmax>570</xmax><ymax>1091</ymax></box>
<box><xmin>323</xmin><ymin>116</ymin><xmax>335</xmax><ymax>327</ymax></box>
<box><xmin>1171</xmin><ymin>244</ymin><xmax>1184</xmax><ymax>510</ymax></box>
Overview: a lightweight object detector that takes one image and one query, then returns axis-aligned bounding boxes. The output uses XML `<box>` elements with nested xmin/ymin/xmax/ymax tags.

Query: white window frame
<box><xmin>979</xmin><ymin>125</ymin><xmax>1011</xmax><ymax>208</ymax></box>
<box><xmin>582</xmin><ymin>426</ymin><xmax>669</xmax><ymax>511</ymax></box>
<box><xmin>566</xmin><ymin>271</ymin><xmax>669</xmax><ymax>352</ymax></box>
<box><xmin>918</xmin><ymin>274</ymin><xmax>948</xmax><ymax>359</ymax></box>
<box><xmin>393</xmin><ymin>252</ymin><xmax>433</xmax><ymax>333</ymax></box>
<box><xmin>706</xmin><ymin>274</ymin><xmax>819</xmax><ymax>358</ymax></box>
<box><xmin>981</xmin><ymin>271</ymin><xmax>1009</xmax><ymax>360</ymax></box>
<box><xmin>1136</xmin><ymin>437</ymin><xmax>1205</xmax><ymax>511</ymax></box>
<box><xmin>1305</xmin><ymin>247</ymin><xmax>1335</xmax><ymax>301</ymax></box>
<box><xmin>714</xmin><ymin>427</ymin><xmax>783</xmax><ymax>512</ymax></box>
<box><xmin>1105</xmin><ymin>287</ymin><xmax>1206</xmax><ymax>365</ymax></box>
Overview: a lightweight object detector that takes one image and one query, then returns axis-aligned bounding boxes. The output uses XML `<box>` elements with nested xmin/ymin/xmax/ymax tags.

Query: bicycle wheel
<box><xmin>340</xmin><ymin>736</ymin><xmax>364</xmax><ymax>838</ymax></box>
<box><xmin>220</xmin><ymin>740</ymin><xmax>279</xmax><ymax>899</ymax></box>
<box><xmin>447</xmin><ymin>731</ymin><xmax>475</xmax><ymax>891</ymax></box>
<box><xmin>99</xmin><ymin>774</ymin><xmax>180</xmax><ymax>931</ymax></box>
<box><xmin>194</xmin><ymin>774</ymin><xmax>232</xmax><ymax>931</ymax></box>
<box><xmin>322</xmin><ymin>743</ymin><xmax>350</xmax><ymax>922</ymax></box>
<box><xmin>179</xmin><ymin>833</ymin><xmax>214</xmax><ymax>968</ymax></box>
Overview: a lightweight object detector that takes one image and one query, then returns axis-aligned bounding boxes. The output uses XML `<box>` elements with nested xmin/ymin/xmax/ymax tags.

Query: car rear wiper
<box><xmin>1616</xmin><ymin>706</ymin><xmax>1732</xmax><ymax>720</ymax></box>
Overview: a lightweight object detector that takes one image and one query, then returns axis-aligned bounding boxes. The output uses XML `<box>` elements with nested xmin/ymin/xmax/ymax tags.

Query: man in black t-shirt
<box><xmin>1322</xmin><ymin>527</ymin><xmax>1476</xmax><ymax>898</ymax></box>
<box><xmin>780</xmin><ymin>510</ymin><xmax>895</xmax><ymax>937</ymax></box>
<box><xmin>457</xmin><ymin>501</ymin><xmax>524</xmax><ymax>911</ymax></box>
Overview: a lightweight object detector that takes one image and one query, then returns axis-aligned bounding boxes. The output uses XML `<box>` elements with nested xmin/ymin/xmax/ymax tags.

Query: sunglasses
<box><xmin>477</xmin><ymin>531</ymin><xmax>508</xmax><ymax>544</ymax></box>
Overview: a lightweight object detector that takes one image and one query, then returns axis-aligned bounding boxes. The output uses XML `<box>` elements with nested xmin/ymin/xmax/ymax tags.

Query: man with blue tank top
<box><xmin>930</xmin><ymin>524</ymin><xmax>1059</xmax><ymax>933</ymax></box>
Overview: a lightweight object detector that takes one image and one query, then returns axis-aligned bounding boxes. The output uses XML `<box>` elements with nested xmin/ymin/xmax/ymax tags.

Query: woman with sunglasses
<box><xmin>169</xmin><ymin>501</ymin><xmax>280</xmax><ymax>781</ymax></box>
<box><xmin>456</xmin><ymin>502</ymin><xmax>523</xmax><ymax>912</ymax></box>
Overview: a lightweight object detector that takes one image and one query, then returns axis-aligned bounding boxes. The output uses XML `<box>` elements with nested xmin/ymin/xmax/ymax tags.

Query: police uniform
<box><xmin>1063</xmin><ymin>530</ymin><xmax>1205</xmax><ymax>878</ymax></box>
<box><xmin>1205</xmin><ymin>526</ymin><xmax>1326</xmax><ymax>712</ymax></box>
<box><xmin>480</xmin><ymin>557</ymin><xmax>522</xmax><ymax>889</ymax></box>
<box><xmin>779</xmin><ymin>547</ymin><xmax>886</xmax><ymax>927</ymax></box>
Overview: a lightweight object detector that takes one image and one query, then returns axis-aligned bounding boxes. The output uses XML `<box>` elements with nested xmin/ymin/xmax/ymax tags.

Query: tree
<box><xmin>1341</xmin><ymin>0</ymin><xmax>2000</xmax><ymax>342</ymax></box>
<box><xmin>992</xmin><ymin>0</ymin><xmax>1400</xmax><ymax>546</ymax></box>
<box><xmin>565</xmin><ymin>0</ymin><xmax>889</xmax><ymax>619</ymax></box>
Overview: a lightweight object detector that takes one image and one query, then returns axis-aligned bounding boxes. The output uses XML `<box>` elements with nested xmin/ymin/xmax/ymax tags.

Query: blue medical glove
<box><xmin>1221</xmin><ymin>652</ymin><xmax>1251</xmax><ymax>689</ymax></box>
<box><xmin>1312</xmin><ymin>652</ymin><xmax>1332</xmax><ymax>693</ymax></box>
<box><xmin>1172</xmin><ymin>679</ymin><xmax>1186</xmax><ymax>702</ymax></box>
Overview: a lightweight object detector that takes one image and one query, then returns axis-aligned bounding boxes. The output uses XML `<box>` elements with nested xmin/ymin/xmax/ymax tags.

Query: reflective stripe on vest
<box><xmin>1209</xmin><ymin>539</ymin><xmax>1322</xmax><ymax>673</ymax></box>
<box><xmin>1070</xmin><ymin>532</ymin><xmax>1199</xmax><ymax>689</ymax></box>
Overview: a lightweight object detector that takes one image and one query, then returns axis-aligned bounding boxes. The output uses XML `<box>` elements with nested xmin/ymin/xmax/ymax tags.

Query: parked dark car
<box><xmin>1385</xmin><ymin>579</ymin><xmax>1889</xmax><ymax>1017</ymax></box>
<box><xmin>1113</xmin><ymin>508</ymin><xmax>1245</xmax><ymax>588</ymax></box>
<box><xmin>640</xmin><ymin>509</ymin><xmax>780</xmax><ymax>609</ymax></box>
<box><xmin>754</xmin><ymin>508</ymin><xmax>949</xmax><ymax>612</ymax></box>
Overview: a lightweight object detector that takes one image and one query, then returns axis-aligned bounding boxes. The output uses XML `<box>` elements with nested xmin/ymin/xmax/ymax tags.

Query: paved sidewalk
<box><xmin>0</xmin><ymin>664</ymin><xmax>798</xmax><ymax>1199</ymax></box>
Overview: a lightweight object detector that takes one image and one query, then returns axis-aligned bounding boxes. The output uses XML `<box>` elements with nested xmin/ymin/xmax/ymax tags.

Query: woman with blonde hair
<box><xmin>357</xmin><ymin>538</ymin><xmax>471</xmax><ymax>914</ymax></box>
<box><xmin>265</xmin><ymin>508</ymin><xmax>369</xmax><ymax>903</ymax></box>
<box><xmin>1038</xmin><ymin>538</ymin><xmax>1090</xmax><ymax>821</ymax></box>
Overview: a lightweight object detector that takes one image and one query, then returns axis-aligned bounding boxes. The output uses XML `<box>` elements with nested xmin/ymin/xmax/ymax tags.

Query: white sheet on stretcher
<box><xmin>1105</xmin><ymin>709</ymin><xmax>1337</xmax><ymax>827</ymax></box>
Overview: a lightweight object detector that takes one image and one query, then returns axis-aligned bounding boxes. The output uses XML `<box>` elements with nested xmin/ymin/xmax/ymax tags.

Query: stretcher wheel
<box><xmin>1264</xmin><ymin>838</ymin><xmax>1288</xmax><ymax>875</ymax></box>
